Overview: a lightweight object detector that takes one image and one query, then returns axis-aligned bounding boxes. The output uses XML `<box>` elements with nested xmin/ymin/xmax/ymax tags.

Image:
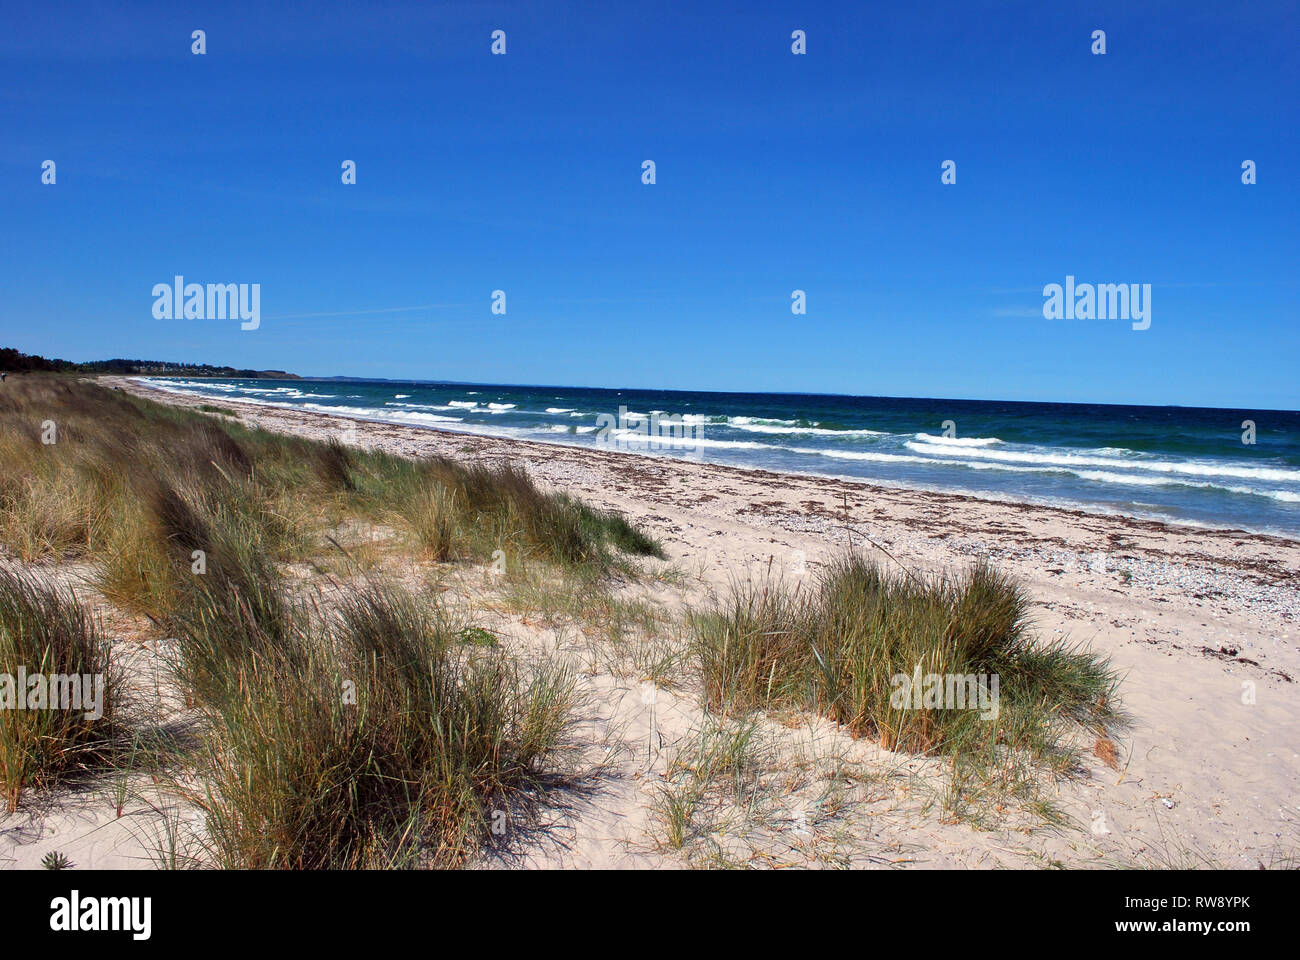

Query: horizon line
<box><xmin>129</xmin><ymin>370</ymin><xmax>1300</xmax><ymax>416</ymax></box>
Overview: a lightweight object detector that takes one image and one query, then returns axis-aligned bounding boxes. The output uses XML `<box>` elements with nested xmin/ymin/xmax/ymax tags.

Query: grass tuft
<box><xmin>0</xmin><ymin>569</ymin><xmax>129</xmax><ymax>810</ymax></box>
<box><xmin>176</xmin><ymin>577</ymin><xmax>574</xmax><ymax>868</ymax></box>
<box><xmin>691</xmin><ymin>553</ymin><xmax>1122</xmax><ymax>820</ymax></box>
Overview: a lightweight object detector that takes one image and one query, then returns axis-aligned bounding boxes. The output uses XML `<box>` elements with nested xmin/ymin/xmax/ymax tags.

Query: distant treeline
<box><xmin>0</xmin><ymin>348</ymin><xmax>297</xmax><ymax>379</ymax></box>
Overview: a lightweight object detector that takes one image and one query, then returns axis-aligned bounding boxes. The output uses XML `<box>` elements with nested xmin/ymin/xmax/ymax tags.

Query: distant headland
<box><xmin>0</xmin><ymin>348</ymin><xmax>299</xmax><ymax>380</ymax></box>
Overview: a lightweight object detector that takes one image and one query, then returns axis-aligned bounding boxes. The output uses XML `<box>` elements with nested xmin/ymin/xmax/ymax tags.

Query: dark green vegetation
<box><xmin>0</xmin><ymin>347</ymin><xmax>296</xmax><ymax>378</ymax></box>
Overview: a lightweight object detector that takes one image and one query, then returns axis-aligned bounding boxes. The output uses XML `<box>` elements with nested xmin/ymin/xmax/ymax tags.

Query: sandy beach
<box><xmin>7</xmin><ymin>375</ymin><xmax>1268</xmax><ymax>871</ymax></box>
<box><xmin>3</xmin><ymin>375</ymin><xmax>1297</xmax><ymax>871</ymax></box>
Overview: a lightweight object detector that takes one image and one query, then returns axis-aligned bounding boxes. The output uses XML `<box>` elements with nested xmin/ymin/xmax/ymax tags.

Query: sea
<box><xmin>137</xmin><ymin>377</ymin><xmax>1300</xmax><ymax>538</ymax></box>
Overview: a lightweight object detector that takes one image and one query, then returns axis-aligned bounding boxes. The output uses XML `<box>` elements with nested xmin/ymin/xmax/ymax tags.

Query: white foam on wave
<box><xmin>138</xmin><ymin>378</ymin><xmax>335</xmax><ymax>400</ymax></box>
<box><xmin>912</xmin><ymin>433</ymin><xmax>1001</xmax><ymax>447</ymax></box>
<box><xmin>139</xmin><ymin>386</ymin><xmax>396</xmax><ymax>426</ymax></box>
<box><xmin>789</xmin><ymin>447</ymin><xmax>937</xmax><ymax>465</ymax></box>
<box><xmin>301</xmin><ymin>403</ymin><xmax>463</xmax><ymax>424</ymax></box>
<box><xmin>614</xmin><ymin>412</ymin><xmax>887</xmax><ymax>438</ymax></box>
<box><xmin>770</xmin><ymin>443</ymin><xmax>1300</xmax><ymax>503</ymax></box>
<box><xmin>1068</xmin><ymin>471</ymin><xmax>1300</xmax><ymax>502</ymax></box>
<box><xmin>137</xmin><ymin>377</ymin><xmax>224</xmax><ymax>393</ymax></box>
<box><xmin>731</xmin><ymin>422</ymin><xmax>887</xmax><ymax>437</ymax></box>
<box><xmin>607</xmin><ymin>429</ymin><xmax>768</xmax><ymax>451</ymax></box>
<box><xmin>386</xmin><ymin>401</ymin><xmax>462</xmax><ymax>412</ymax></box>
<box><xmin>904</xmin><ymin>440</ymin><xmax>1300</xmax><ymax>484</ymax></box>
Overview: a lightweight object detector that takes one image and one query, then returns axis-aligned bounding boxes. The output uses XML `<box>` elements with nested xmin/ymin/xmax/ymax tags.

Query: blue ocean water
<box><xmin>139</xmin><ymin>377</ymin><xmax>1300</xmax><ymax>537</ymax></box>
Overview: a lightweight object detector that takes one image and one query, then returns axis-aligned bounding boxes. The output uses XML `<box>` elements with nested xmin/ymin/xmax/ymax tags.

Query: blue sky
<box><xmin>2</xmin><ymin>1</ymin><xmax>1296</xmax><ymax>408</ymax></box>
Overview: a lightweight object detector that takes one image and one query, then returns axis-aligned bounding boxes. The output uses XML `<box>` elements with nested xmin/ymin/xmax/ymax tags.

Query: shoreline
<box><xmin>116</xmin><ymin>373</ymin><xmax>1300</xmax><ymax>643</ymax></box>
<box><xmin>126</xmin><ymin>376</ymin><xmax>1300</xmax><ymax>551</ymax></box>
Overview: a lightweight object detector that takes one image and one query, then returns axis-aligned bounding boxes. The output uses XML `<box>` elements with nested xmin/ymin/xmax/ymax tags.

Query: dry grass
<box><xmin>0</xmin><ymin>569</ymin><xmax>131</xmax><ymax>810</ymax></box>
<box><xmin>0</xmin><ymin>375</ymin><xmax>663</xmax><ymax>863</ymax></box>
<box><xmin>173</xmin><ymin>574</ymin><xmax>576</xmax><ymax>868</ymax></box>
<box><xmin>691</xmin><ymin>553</ymin><xmax>1124</xmax><ymax>823</ymax></box>
<box><xmin>0</xmin><ymin>377</ymin><xmax>663</xmax><ymax>616</ymax></box>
